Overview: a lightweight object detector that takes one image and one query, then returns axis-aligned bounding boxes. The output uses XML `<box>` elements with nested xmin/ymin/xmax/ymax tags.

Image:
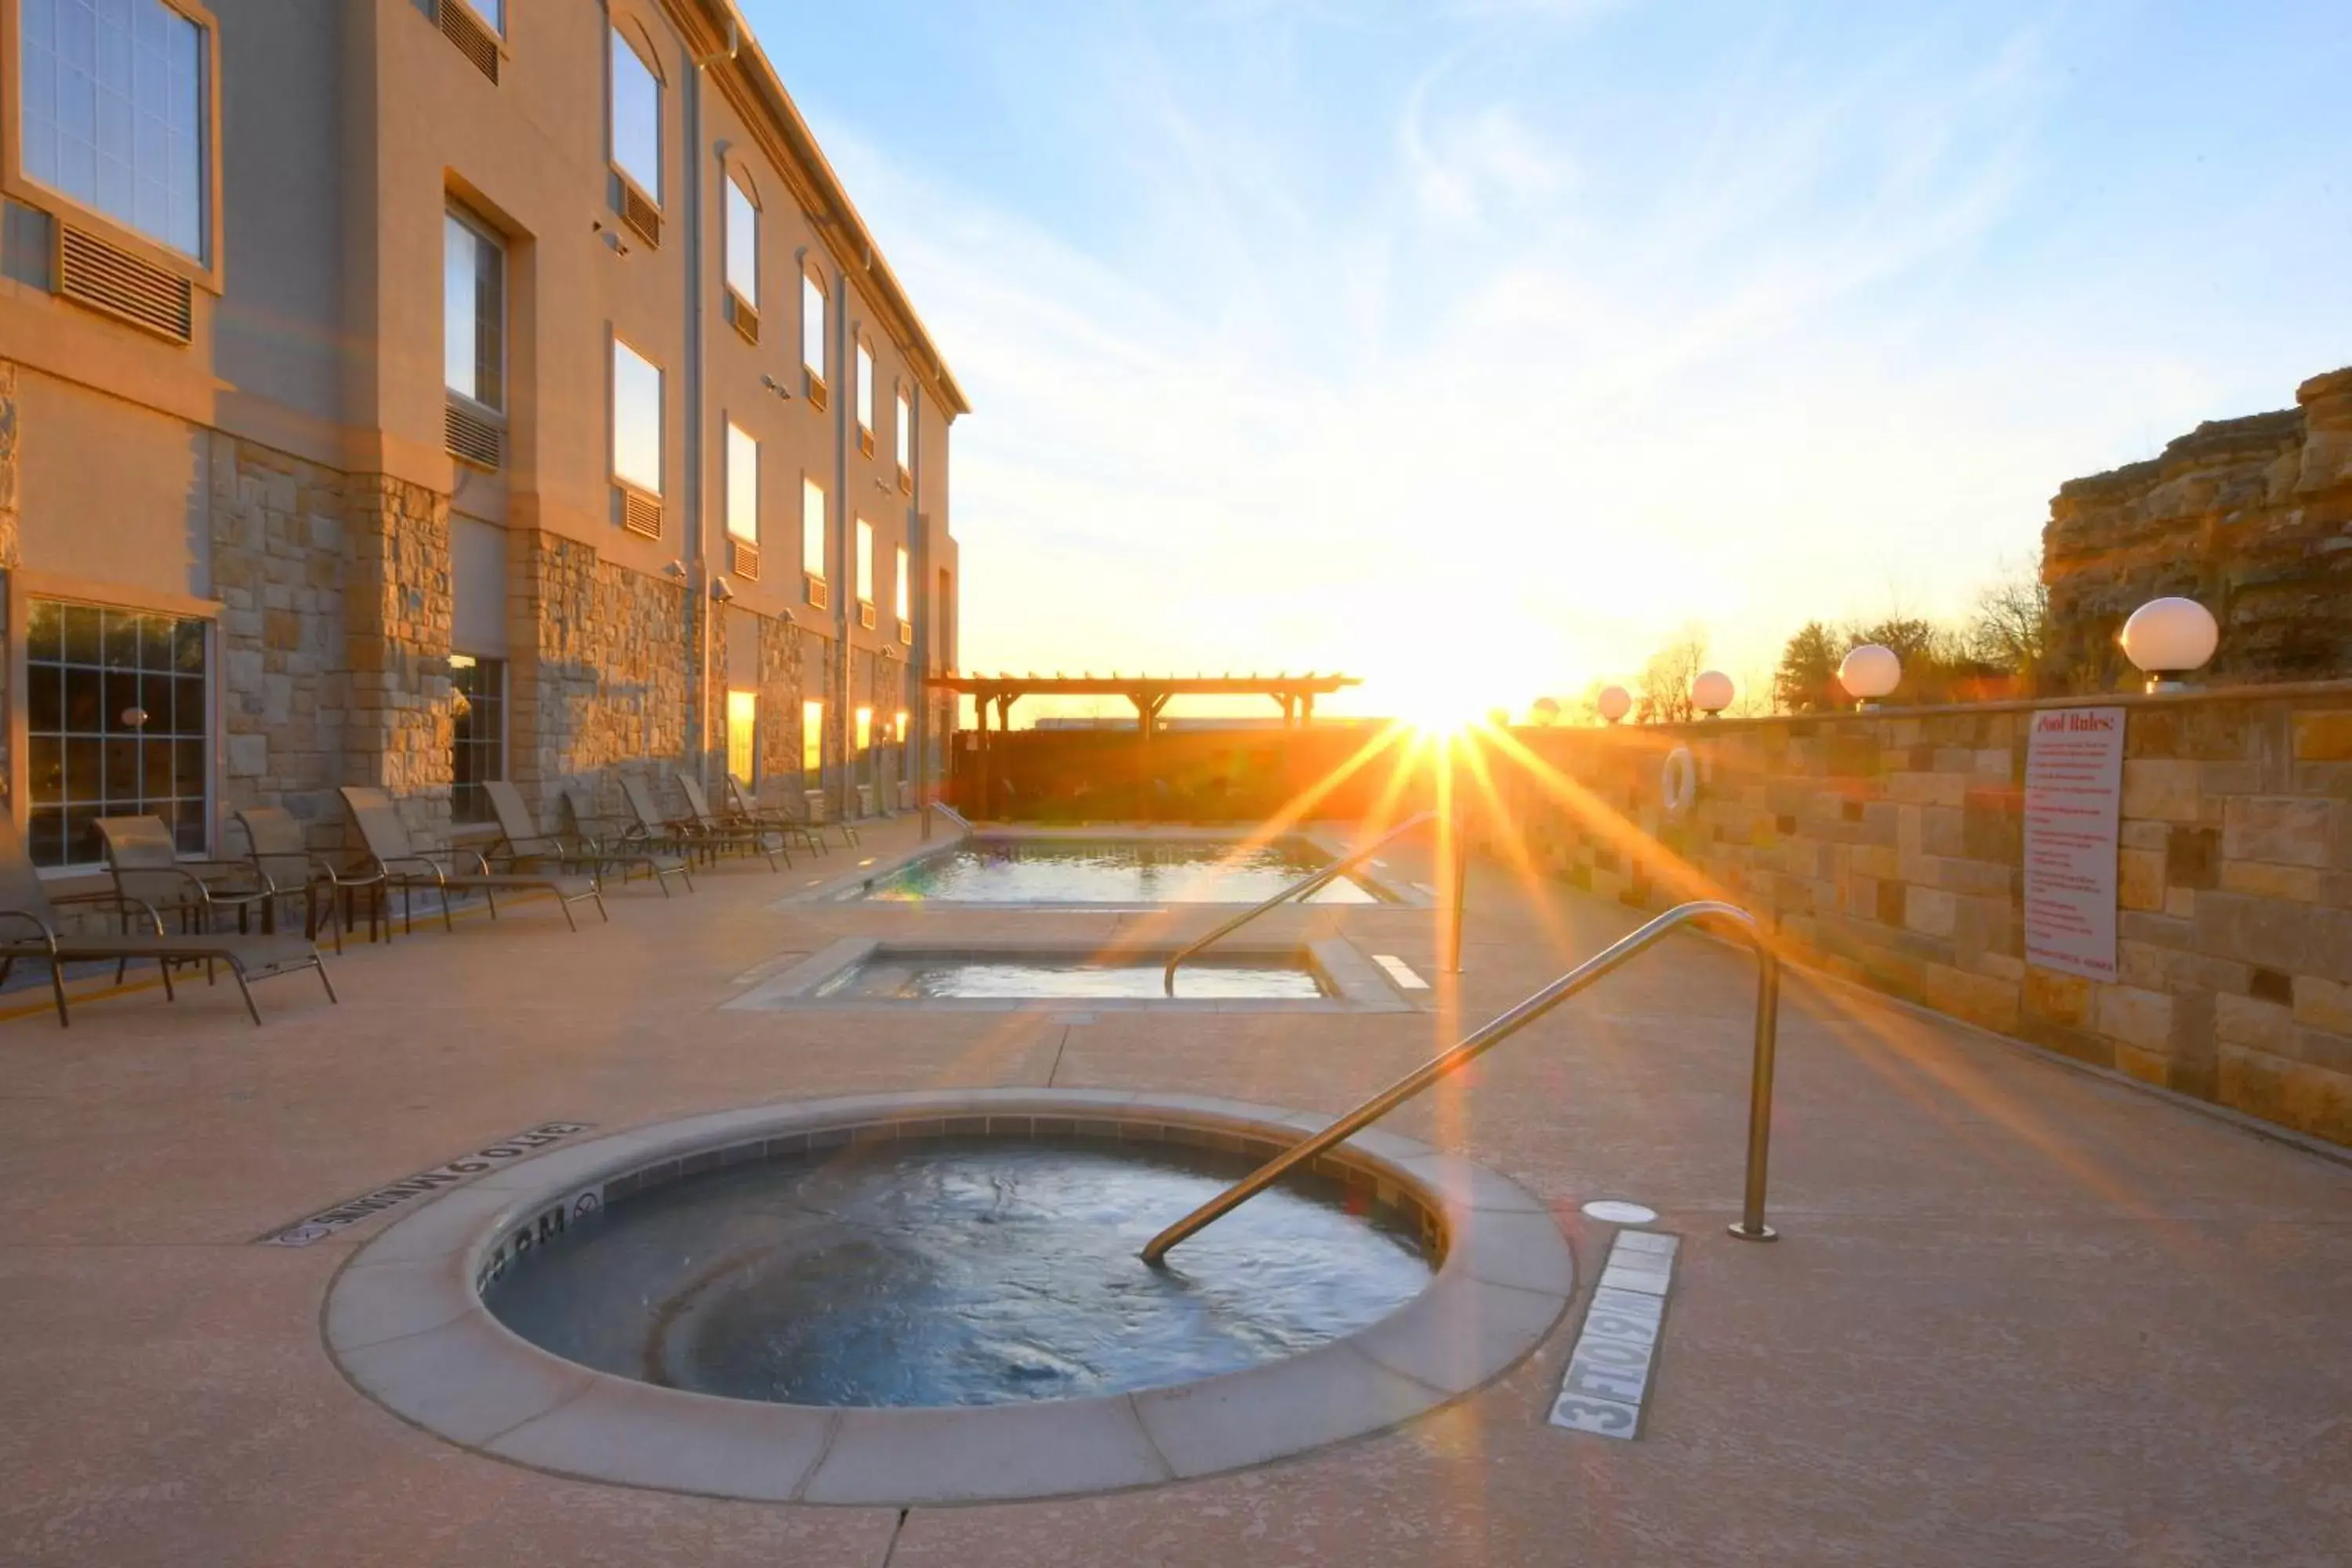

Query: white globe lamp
<box><xmin>2120</xmin><ymin>597</ymin><xmax>2219</xmax><ymax>693</ymax></box>
<box><xmin>1596</xmin><ymin>684</ymin><xmax>1632</xmax><ymax>725</ymax></box>
<box><xmin>1691</xmin><ymin>670</ymin><xmax>1735</xmax><ymax>717</ymax></box>
<box><xmin>1837</xmin><ymin>644</ymin><xmax>1902</xmax><ymax>710</ymax></box>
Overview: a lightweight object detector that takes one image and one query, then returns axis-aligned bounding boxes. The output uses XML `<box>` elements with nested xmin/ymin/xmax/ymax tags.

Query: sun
<box><xmin>1384</xmin><ymin>677</ymin><xmax>1491</xmax><ymax>740</ymax></box>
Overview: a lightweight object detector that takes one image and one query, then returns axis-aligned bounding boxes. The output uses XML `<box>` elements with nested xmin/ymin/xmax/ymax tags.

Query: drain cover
<box><xmin>1581</xmin><ymin>1200</ymin><xmax>1658</xmax><ymax>1225</ymax></box>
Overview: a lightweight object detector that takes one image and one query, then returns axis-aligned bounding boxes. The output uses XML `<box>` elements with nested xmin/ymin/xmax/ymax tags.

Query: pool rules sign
<box><xmin>2023</xmin><ymin>706</ymin><xmax>2126</xmax><ymax>982</ymax></box>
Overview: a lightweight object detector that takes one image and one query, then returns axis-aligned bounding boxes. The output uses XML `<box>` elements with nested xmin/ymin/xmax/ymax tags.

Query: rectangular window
<box><xmin>855</xmin><ymin>706</ymin><xmax>873</xmax><ymax>753</ymax></box>
<box><xmin>894</xmin><ymin>710</ymin><xmax>909</xmax><ymax>744</ymax></box>
<box><xmin>802</xmin><ymin>699</ymin><xmax>824</xmax><ymax>775</ymax></box>
<box><xmin>24</xmin><ymin>599</ymin><xmax>209</xmax><ymax>869</ymax></box>
<box><xmin>895</xmin><ymin>387</ymin><xmax>913</xmax><ymax>471</ymax></box>
<box><xmin>724</xmin><ymin>173</ymin><xmax>757</xmax><ymax>304</ymax></box>
<box><xmin>726</xmin><ymin>423</ymin><xmax>759</xmax><ymax>542</ymax></box>
<box><xmin>855</xmin><ymin>520</ymin><xmax>874</xmax><ymax>605</ymax></box>
<box><xmin>856</xmin><ymin>342</ymin><xmax>875</xmax><ymax>434</ymax></box>
<box><xmin>895</xmin><ymin>545</ymin><xmax>910</xmax><ymax>621</ymax></box>
<box><xmin>444</xmin><ymin>210</ymin><xmax>504</xmax><ymax>410</ymax></box>
<box><xmin>612</xmin><ymin>339</ymin><xmax>662</xmax><ymax>494</ymax></box>
<box><xmin>801</xmin><ymin>274</ymin><xmax>825</xmax><ymax>377</ymax></box>
<box><xmin>727</xmin><ymin>690</ymin><xmax>757</xmax><ymax>785</ymax></box>
<box><xmin>802</xmin><ymin>477</ymin><xmax>826</xmax><ymax>578</ymax></box>
<box><xmin>19</xmin><ymin>0</ymin><xmax>208</xmax><ymax>260</ymax></box>
<box><xmin>609</xmin><ymin>26</ymin><xmax>660</xmax><ymax>201</ymax></box>
<box><xmin>459</xmin><ymin>0</ymin><xmax>504</xmax><ymax>31</ymax></box>
<box><xmin>448</xmin><ymin>653</ymin><xmax>506</xmax><ymax>825</ymax></box>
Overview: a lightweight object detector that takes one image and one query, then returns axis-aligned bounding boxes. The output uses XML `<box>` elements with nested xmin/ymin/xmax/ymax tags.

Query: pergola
<box><xmin>927</xmin><ymin>671</ymin><xmax>1360</xmax><ymax>818</ymax></box>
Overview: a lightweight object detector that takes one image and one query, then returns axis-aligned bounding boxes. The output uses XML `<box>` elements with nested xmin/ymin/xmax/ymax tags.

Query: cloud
<box><xmin>794</xmin><ymin>1</ymin><xmax>2340</xmax><ymax>717</ymax></box>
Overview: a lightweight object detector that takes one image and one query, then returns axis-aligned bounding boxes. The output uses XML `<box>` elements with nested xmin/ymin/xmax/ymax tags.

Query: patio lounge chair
<box><xmin>0</xmin><ymin>811</ymin><xmax>336</xmax><ymax>1027</ymax></box>
<box><xmin>673</xmin><ymin>773</ymin><xmax>791</xmax><ymax>870</ymax></box>
<box><xmin>232</xmin><ymin>805</ymin><xmax>387</xmax><ymax>953</ymax></box>
<box><xmin>339</xmin><ymin>787</ymin><xmax>605</xmax><ymax>933</ymax></box>
<box><xmin>618</xmin><ymin>774</ymin><xmax>778</xmax><ymax>871</ymax></box>
<box><xmin>488</xmin><ymin>781</ymin><xmax>691</xmax><ymax>897</ymax></box>
<box><xmin>96</xmin><ymin>815</ymin><xmax>275</xmax><ymax>936</ymax></box>
<box><xmin>721</xmin><ymin>775</ymin><xmax>826</xmax><ymax>856</ymax></box>
<box><xmin>805</xmin><ymin>786</ymin><xmax>863</xmax><ymax>849</ymax></box>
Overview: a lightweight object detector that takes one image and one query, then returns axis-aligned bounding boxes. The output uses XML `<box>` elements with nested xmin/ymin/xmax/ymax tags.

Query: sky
<box><xmin>741</xmin><ymin>0</ymin><xmax>2352</xmax><ymax>723</ymax></box>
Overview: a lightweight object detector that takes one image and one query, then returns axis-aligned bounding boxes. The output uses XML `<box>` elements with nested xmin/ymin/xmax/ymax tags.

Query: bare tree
<box><xmin>1636</xmin><ymin>626</ymin><xmax>1707</xmax><ymax>724</ymax></box>
<box><xmin>1963</xmin><ymin>558</ymin><xmax>2051</xmax><ymax>689</ymax></box>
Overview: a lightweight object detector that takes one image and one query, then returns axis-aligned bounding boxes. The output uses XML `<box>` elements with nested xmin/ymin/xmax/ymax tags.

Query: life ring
<box><xmin>1661</xmin><ymin>746</ymin><xmax>1697</xmax><ymax>822</ymax></box>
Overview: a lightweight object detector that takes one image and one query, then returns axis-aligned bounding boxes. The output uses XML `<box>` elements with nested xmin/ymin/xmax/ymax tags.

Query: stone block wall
<box><xmin>2045</xmin><ymin>367</ymin><xmax>2352</xmax><ymax>686</ymax></box>
<box><xmin>1489</xmin><ymin>686</ymin><xmax>2352</xmax><ymax>1146</ymax></box>
<box><xmin>211</xmin><ymin>436</ymin><xmax>354</xmax><ymax>844</ymax></box>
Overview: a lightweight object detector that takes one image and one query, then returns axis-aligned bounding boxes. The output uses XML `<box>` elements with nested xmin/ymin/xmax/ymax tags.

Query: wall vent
<box><xmin>805</xmin><ymin>574</ymin><xmax>829</xmax><ymax>610</ymax></box>
<box><xmin>619</xmin><ymin>183</ymin><xmax>662</xmax><ymax>250</ymax></box>
<box><xmin>730</xmin><ymin>537</ymin><xmax>760</xmax><ymax>582</ymax></box>
<box><xmin>728</xmin><ymin>293</ymin><xmax>759</xmax><ymax>344</ymax></box>
<box><xmin>56</xmin><ymin>224</ymin><xmax>191</xmax><ymax>343</ymax></box>
<box><xmin>804</xmin><ymin>372</ymin><xmax>828</xmax><ymax>412</ymax></box>
<box><xmin>858</xmin><ymin>601</ymin><xmax>877</xmax><ymax>631</ymax></box>
<box><xmin>897</xmin><ymin>619</ymin><xmax>913</xmax><ymax>645</ymax></box>
<box><xmin>445</xmin><ymin>400</ymin><xmax>503</xmax><ymax>469</ymax></box>
<box><xmin>437</xmin><ymin>0</ymin><xmax>499</xmax><ymax>84</ymax></box>
<box><xmin>897</xmin><ymin>466</ymin><xmax>913</xmax><ymax>496</ymax></box>
<box><xmin>615</xmin><ymin>484</ymin><xmax>662</xmax><ymax>539</ymax></box>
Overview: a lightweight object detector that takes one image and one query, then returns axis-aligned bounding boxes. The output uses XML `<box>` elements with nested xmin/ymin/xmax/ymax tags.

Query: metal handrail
<box><xmin>1141</xmin><ymin>899</ymin><xmax>1782</xmax><ymax>1262</ymax></box>
<box><xmin>928</xmin><ymin>801</ymin><xmax>975</xmax><ymax>838</ymax></box>
<box><xmin>1162</xmin><ymin>811</ymin><xmax>1457</xmax><ymax>995</ymax></box>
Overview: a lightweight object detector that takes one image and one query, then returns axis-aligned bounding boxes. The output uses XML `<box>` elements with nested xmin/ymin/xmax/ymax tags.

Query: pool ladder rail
<box><xmin>1142</xmin><ymin>899</ymin><xmax>1783</xmax><ymax>1264</ymax></box>
<box><xmin>1161</xmin><ymin>810</ymin><xmax>1465</xmax><ymax>996</ymax></box>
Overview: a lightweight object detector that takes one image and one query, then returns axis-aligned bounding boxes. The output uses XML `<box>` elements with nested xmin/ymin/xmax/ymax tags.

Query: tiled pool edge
<box><xmin>723</xmin><ymin>936</ymin><xmax>1421</xmax><ymax>1013</ymax></box>
<box><xmin>324</xmin><ymin>1090</ymin><xmax>1574</xmax><ymax>1506</ymax></box>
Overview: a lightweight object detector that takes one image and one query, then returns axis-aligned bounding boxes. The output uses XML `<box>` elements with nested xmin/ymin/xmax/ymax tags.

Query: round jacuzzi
<box><xmin>326</xmin><ymin>1091</ymin><xmax>1573</xmax><ymax>1504</ymax></box>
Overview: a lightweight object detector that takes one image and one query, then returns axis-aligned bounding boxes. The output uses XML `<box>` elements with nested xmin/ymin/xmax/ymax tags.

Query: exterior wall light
<box><xmin>1691</xmin><ymin>670</ymin><xmax>1735</xmax><ymax>717</ymax></box>
<box><xmin>2120</xmin><ymin>597</ymin><xmax>2219</xmax><ymax>693</ymax></box>
<box><xmin>710</xmin><ymin>576</ymin><xmax>735</xmax><ymax>602</ymax></box>
<box><xmin>1596</xmin><ymin>684</ymin><xmax>1632</xmax><ymax>724</ymax></box>
<box><xmin>1837</xmin><ymin>644</ymin><xmax>1901</xmax><ymax>710</ymax></box>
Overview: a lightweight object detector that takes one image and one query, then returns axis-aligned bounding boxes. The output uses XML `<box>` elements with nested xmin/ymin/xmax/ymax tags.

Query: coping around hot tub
<box><xmin>324</xmin><ymin>1089</ymin><xmax>1573</xmax><ymax>1506</ymax></box>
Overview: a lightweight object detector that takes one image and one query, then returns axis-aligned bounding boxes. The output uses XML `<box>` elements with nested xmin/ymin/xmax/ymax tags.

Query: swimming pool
<box><xmin>850</xmin><ymin>834</ymin><xmax>1385</xmax><ymax>905</ymax></box>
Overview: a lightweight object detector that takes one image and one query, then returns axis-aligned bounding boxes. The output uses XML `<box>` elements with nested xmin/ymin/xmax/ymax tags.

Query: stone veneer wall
<box><xmin>507</xmin><ymin>528</ymin><xmax>692</xmax><ymax>826</ymax></box>
<box><xmin>1488</xmin><ymin>688</ymin><xmax>2352</xmax><ymax>1146</ymax></box>
<box><xmin>212</xmin><ymin>437</ymin><xmax>356</xmax><ymax>844</ymax></box>
<box><xmin>754</xmin><ymin>610</ymin><xmax>811</xmax><ymax>803</ymax></box>
<box><xmin>2045</xmin><ymin>367</ymin><xmax>2352</xmax><ymax>687</ymax></box>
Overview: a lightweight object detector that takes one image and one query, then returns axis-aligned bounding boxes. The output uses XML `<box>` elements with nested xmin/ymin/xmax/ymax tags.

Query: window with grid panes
<box><xmin>24</xmin><ymin>599</ymin><xmax>209</xmax><ymax>868</ymax></box>
<box><xmin>449</xmin><ymin>654</ymin><xmax>506</xmax><ymax>824</ymax></box>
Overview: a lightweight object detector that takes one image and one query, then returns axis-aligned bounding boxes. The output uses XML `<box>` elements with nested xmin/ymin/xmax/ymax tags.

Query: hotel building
<box><xmin>0</xmin><ymin>0</ymin><xmax>964</xmax><ymax>869</ymax></box>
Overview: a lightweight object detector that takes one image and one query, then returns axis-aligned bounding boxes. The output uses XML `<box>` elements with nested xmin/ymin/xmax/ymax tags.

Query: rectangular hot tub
<box><xmin>728</xmin><ymin>938</ymin><xmax>1422</xmax><ymax>1013</ymax></box>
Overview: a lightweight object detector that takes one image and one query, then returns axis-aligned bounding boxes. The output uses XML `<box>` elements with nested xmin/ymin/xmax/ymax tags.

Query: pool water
<box><xmin>485</xmin><ymin>1139</ymin><xmax>1435</xmax><ymax>1408</ymax></box>
<box><xmin>858</xmin><ymin>837</ymin><xmax>1380</xmax><ymax>905</ymax></box>
<box><xmin>815</xmin><ymin>953</ymin><xmax>1328</xmax><ymax>1000</ymax></box>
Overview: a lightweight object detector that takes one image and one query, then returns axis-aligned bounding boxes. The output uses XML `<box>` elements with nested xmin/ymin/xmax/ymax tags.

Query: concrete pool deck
<box><xmin>0</xmin><ymin>815</ymin><xmax>2347</xmax><ymax>1565</ymax></box>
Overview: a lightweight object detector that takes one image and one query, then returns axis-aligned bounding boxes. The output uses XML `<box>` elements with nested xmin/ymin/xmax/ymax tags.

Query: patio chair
<box><xmin>95</xmin><ymin>815</ymin><xmax>275</xmax><ymax>937</ymax></box>
<box><xmin>721</xmin><ymin>775</ymin><xmax>826</xmax><ymax>856</ymax></box>
<box><xmin>232</xmin><ymin>806</ymin><xmax>388</xmax><ymax>953</ymax></box>
<box><xmin>617</xmin><ymin>773</ymin><xmax>775</xmax><ymax>872</ymax></box>
<box><xmin>488</xmin><ymin>781</ymin><xmax>691</xmax><ymax>897</ymax></box>
<box><xmin>339</xmin><ymin>786</ymin><xmax>605</xmax><ymax>933</ymax></box>
<box><xmin>0</xmin><ymin>811</ymin><xmax>336</xmax><ymax>1027</ymax></box>
<box><xmin>805</xmin><ymin>787</ymin><xmax>863</xmax><ymax>849</ymax></box>
<box><xmin>673</xmin><ymin>773</ymin><xmax>790</xmax><ymax>870</ymax></box>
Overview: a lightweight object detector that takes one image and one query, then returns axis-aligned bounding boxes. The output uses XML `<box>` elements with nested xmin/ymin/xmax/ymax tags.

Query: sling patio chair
<box><xmin>232</xmin><ymin>805</ymin><xmax>388</xmax><ymax>953</ymax></box>
<box><xmin>488</xmin><ymin>781</ymin><xmax>692</xmax><ymax>897</ymax></box>
<box><xmin>804</xmin><ymin>786</ymin><xmax>863</xmax><ymax>849</ymax></box>
<box><xmin>720</xmin><ymin>775</ymin><xmax>827</xmax><ymax>857</ymax></box>
<box><xmin>339</xmin><ymin>786</ymin><xmax>605</xmax><ymax>934</ymax></box>
<box><xmin>0</xmin><ymin>811</ymin><xmax>336</xmax><ymax>1027</ymax></box>
<box><xmin>96</xmin><ymin>814</ymin><xmax>276</xmax><ymax>937</ymax></box>
<box><xmin>617</xmin><ymin>773</ymin><xmax>776</xmax><ymax>872</ymax></box>
<box><xmin>673</xmin><ymin>773</ymin><xmax>792</xmax><ymax>871</ymax></box>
